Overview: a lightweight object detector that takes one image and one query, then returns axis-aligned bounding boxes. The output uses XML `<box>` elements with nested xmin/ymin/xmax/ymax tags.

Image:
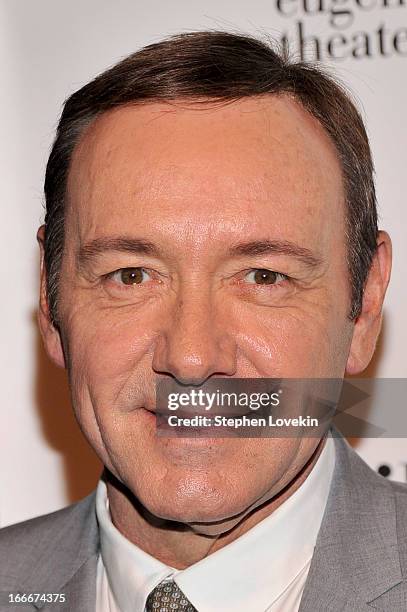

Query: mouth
<box><xmin>134</xmin><ymin>407</ymin><xmax>231</xmax><ymax>449</ymax></box>
<box><xmin>142</xmin><ymin>403</ymin><xmax>257</xmax><ymax>417</ymax></box>
<box><xmin>146</xmin><ymin>408</ymin><xmax>267</xmax><ymax>442</ymax></box>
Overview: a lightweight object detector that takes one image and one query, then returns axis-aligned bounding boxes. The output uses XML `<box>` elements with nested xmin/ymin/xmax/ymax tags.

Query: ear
<box><xmin>37</xmin><ymin>225</ymin><xmax>66</xmax><ymax>369</ymax></box>
<box><xmin>346</xmin><ymin>230</ymin><xmax>392</xmax><ymax>375</ymax></box>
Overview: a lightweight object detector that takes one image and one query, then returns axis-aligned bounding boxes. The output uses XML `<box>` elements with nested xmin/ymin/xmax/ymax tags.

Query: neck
<box><xmin>105</xmin><ymin>436</ymin><xmax>326</xmax><ymax>569</ymax></box>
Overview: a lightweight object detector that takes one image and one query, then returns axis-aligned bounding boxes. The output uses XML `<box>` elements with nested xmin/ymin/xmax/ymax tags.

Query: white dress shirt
<box><xmin>96</xmin><ymin>434</ymin><xmax>335</xmax><ymax>612</ymax></box>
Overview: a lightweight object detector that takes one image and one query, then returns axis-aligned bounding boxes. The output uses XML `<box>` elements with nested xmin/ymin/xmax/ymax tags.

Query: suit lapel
<box><xmin>41</xmin><ymin>554</ymin><xmax>98</xmax><ymax>612</ymax></box>
<box><xmin>30</xmin><ymin>492</ymin><xmax>100</xmax><ymax>611</ymax></box>
<box><xmin>300</xmin><ymin>429</ymin><xmax>404</xmax><ymax>611</ymax></box>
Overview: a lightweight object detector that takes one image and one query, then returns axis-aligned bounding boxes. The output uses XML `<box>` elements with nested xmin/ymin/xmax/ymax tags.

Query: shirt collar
<box><xmin>96</xmin><ymin>434</ymin><xmax>335</xmax><ymax>612</ymax></box>
<box><xmin>96</xmin><ymin>482</ymin><xmax>175</xmax><ymax>611</ymax></box>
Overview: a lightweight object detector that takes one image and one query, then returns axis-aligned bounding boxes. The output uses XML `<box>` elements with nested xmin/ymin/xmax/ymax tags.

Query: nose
<box><xmin>152</xmin><ymin>290</ymin><xmax>237</xmax><ymax>385</ymax></box>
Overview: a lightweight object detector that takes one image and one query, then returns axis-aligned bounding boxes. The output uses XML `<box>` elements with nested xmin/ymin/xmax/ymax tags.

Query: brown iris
<box><xmin>119</xmin><ymin>268</ymin><xmax>145</xmax><ymax>285</ymax></box>
<box><xmin>253</xmin><ymin>269</ymin><xmax>278</xmax><ymax>285</ymax></box>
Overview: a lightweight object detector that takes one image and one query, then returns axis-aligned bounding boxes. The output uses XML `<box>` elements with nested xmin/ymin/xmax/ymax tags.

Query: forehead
<box><xmin>66</xmin><ymin>95</ymin><xmax>344</xmax><ymax>242</ymax></box>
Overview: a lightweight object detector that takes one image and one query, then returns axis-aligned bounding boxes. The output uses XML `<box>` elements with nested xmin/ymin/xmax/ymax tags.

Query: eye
<box><xmin>108</xmin><ymin>267</ymin><xmax>151</xmax><ymax>286</ymax></box>
<box><xmin>244</xmin><ymin>269</ymin><xmax>287</xmax><ymax>285</ymax></box>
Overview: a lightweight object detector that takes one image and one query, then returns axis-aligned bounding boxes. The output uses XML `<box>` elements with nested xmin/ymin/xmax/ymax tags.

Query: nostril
<box><xmin>151</xmin><ymin>320</ymin><xmax>237</xmax><ymax>382</ymax></box>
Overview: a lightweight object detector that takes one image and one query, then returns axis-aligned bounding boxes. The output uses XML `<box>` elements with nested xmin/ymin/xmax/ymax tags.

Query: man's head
<box><xmin>37</xmin><ymin>31</ymin><xmax>391</xmax><ymax>528</ymax></box>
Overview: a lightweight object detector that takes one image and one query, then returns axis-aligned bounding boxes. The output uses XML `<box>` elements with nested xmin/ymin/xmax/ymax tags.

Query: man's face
<box><xmin>47</xmin><ymin>96</ymin><xmax>354</xmax><ymax>524</ymax></box>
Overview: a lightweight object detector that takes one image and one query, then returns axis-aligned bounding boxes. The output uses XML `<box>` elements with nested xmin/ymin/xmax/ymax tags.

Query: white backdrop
<box><xmin>1</xmin><ymin>0</ymin><xmax>406</xmax><ymax>527</ymax></box>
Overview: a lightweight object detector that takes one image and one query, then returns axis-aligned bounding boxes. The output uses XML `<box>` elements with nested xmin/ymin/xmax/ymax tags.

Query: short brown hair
<box><xmin>44</xmin><ymin>30</ymin><xmax>377</xmax><ymax>326</ymax></box>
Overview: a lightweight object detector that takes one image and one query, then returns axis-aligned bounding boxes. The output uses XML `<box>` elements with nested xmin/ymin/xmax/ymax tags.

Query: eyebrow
<box><xmin>77</xmin><ymin>236</ymin><xmax>323</xmax><ymax>270</ymax></box>
<box><xmin>77</xmin><ymin>237</ymin><xmax>160</xmax><ymax>269</ymax></box>
<box><xmin>228</xmin><ymin>240</ymin><xmax>323</xmax><ymax>268</ymax></box>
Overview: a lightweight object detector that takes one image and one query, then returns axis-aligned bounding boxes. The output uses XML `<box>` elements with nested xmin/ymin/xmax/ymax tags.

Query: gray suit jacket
<box><xmin>1</xmin><ymin>431</ymin><xmax>407</xmax><ymax>611</ymax></box>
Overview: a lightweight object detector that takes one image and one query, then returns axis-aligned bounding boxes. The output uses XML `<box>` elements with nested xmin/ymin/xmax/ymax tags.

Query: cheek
<box><xmin>231</xmin><ymin>299</ymin><xmax>351</xmax><ymax>377</ymax></box>
<box><xmin>59</xmin><ymin>304</ymin><xmax>162</xmax><ymax>475</ymax></box>
<box><xmin>63</xmin><ymin>303</ymin><xmax>159</xmax><ymax>387</ymax></box>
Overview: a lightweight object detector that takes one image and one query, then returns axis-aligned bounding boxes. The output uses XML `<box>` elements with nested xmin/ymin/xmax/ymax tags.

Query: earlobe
<box><xmin>36</xmin><ymin>225</ymin><xmax>66</xmax><ymax>369</ymax></box>
<box><xmin>345</xmin><ymin>231</ymin><xmax>392</xmax><ymax>375</ymax></box>
<box><xmin>345</xmin><ymin>313</ymin><xmax>382</xmax><ymax>375</ymax></box>
<box><xmin>37</xmin><ymin>307</ymin><xmax>66</xmax><ymax>369</ymax></box>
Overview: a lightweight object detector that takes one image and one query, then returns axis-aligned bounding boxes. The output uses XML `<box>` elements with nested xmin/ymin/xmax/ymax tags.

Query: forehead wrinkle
<box><xmin>75</xmin><ymin>102</ymin><xmax>337</xmax><ymax>192</ymax></box>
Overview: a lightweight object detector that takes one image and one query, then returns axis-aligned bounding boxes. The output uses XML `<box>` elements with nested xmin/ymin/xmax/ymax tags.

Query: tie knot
<box><xmin>145</xmin><ymin>579</ymin><xmax>197</xmax><ymax>611</ymax></box>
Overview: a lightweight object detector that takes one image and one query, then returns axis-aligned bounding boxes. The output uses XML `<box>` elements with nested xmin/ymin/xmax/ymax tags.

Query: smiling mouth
<box><xmin>142</xmin><ymin>406</ymin><xmax>257</xmax><ymax>419</ymax></box>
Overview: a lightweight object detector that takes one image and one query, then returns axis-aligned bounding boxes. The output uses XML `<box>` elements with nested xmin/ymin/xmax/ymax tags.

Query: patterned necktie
<box><xmin>145</xmin><ymin>579</ymin><xmax>197</xmax><ymax>611</ymax></box>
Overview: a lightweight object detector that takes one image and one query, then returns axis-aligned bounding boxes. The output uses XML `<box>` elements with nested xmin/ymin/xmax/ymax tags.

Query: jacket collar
<box><xmin>300</xmin><ymin>428</ymin><xmax>404</xmax><ymax>611</ymax></box>
<box><xmin>31</xmin><ymin>491</ymin><xmax>99</xmax><ymax>610</ymax></box>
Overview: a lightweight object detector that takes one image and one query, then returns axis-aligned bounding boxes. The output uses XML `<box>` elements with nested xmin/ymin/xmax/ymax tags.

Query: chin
<box><xmin>142</xmin><ymin>482</ymin><xmax>251</xmax><ymax>526</ymax></box>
